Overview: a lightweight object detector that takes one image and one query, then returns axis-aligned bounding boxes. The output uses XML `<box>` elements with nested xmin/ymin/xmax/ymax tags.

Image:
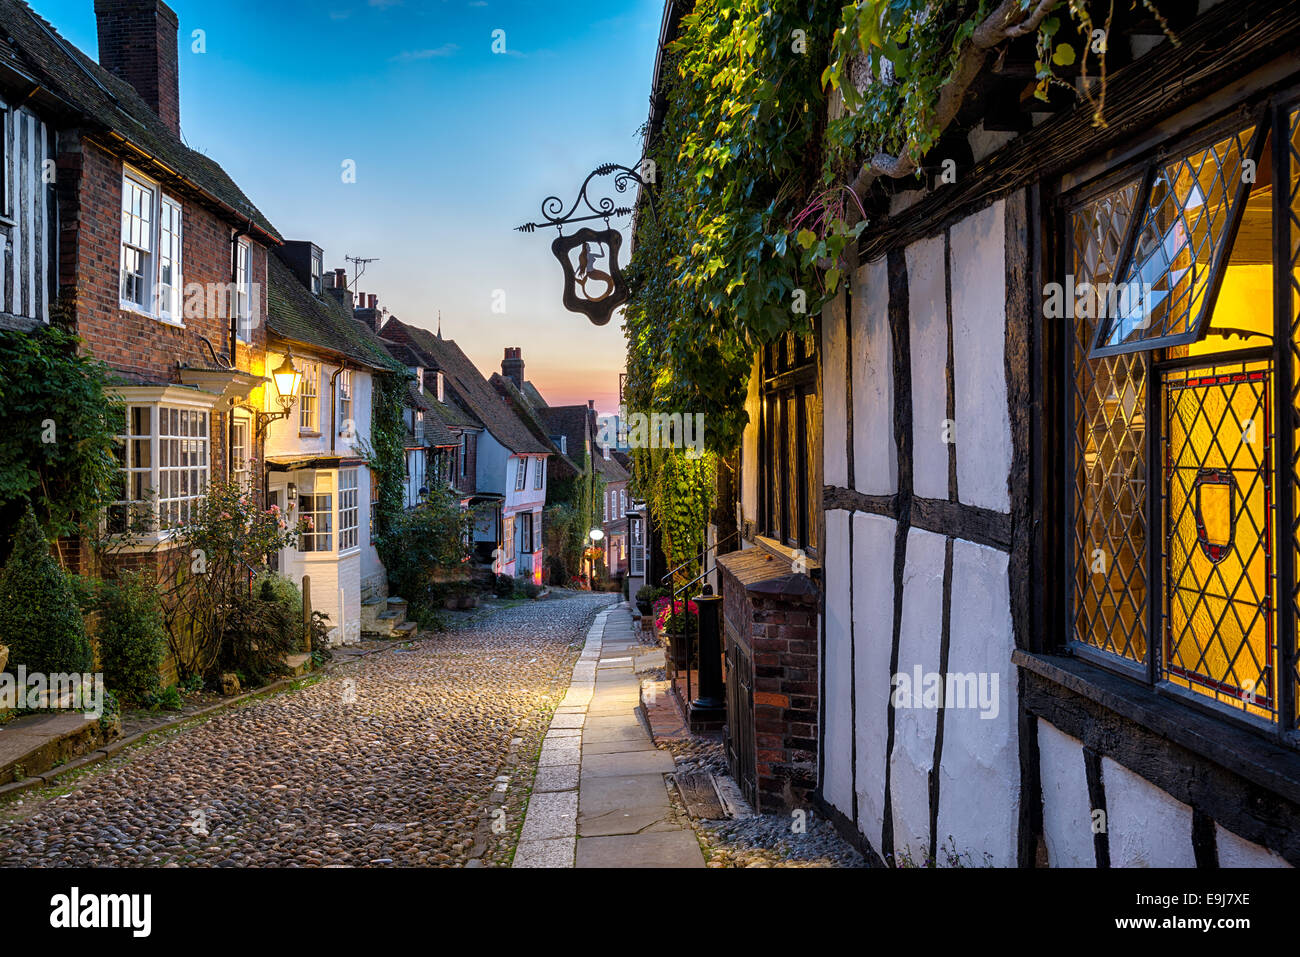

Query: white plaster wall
<box><xmin>890</xmin><ymin>527</ymin><xmax>946</xmax><ymax>864</ymax></box>
<box><xmin>906</xmin><ymin>235</ymin><xmax>949</xmax><ymax>501</ymax></box>
<box><xmin>852</xmin><ymin>257</ymin><xmax>897</xmax><ymax>495</ymax></box>
<box><xmin>851</xmin><ymin>512</ymin><xmax>897</xmax><ymax>858</ymax></box>
<box><xmin>1215</xmin><ymin>824</ymin><xmax>1292</xmax><ymax>868</ymax></box>
<box><xmin>1102</xmin><ymin>757</ymin><xmax>1196</xmax><ymax>867</ymax></box>
<box><xmin>936</xmin><ymin>539</ymin><xmax>1018</xmax><ymax>866</ymax></box>
<box><xmin>336</xmin><ymin>550</ymin><xmax>362</xmax><ymax>644</ymax></box>
<box><xmin>949</xmin><ymin>201</ymin><xmax>1012</xmax><ymax>514</ymax></box>
<box><xmin>822</xmin><ymin>293</ymin><xmax>849</xmax><ymax>489</ymax></box>
<box><xmin>1037</xmin><ymin>719</ymin><xmax>1095</xmax><ymax>867</ymax></box>
<box><xmin>822</xmin><ymin>509</ymin><xmax>854</xmax><ymax>818</ymax></box>
<box><xmin>476</xmin><ymin>432</ymin><xmax>509</xmax><ymax>496</ymax></box>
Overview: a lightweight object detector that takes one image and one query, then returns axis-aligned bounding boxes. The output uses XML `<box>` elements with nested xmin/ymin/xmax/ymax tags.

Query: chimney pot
<box><xmin>501</xmin><ymin>347</ymin><xmax>524</xmax><ymax>390</ymax></box>
<box><xmin>94</xmin><ymin>0</ymin><xmax>181</xmax><ymax>135</ymax></box>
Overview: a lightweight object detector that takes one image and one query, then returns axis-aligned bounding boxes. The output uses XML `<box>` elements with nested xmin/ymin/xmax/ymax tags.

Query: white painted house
<box><xmin>263</xmin><ymin>245</ymin><xmax>403</xmax><ymax>645</ymax></box>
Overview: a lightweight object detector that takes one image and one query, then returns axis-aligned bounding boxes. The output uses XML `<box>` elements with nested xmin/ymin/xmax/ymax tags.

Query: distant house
<box><xmin>263</xmin><ymin>246</ymin><xmax>403</xmax><ymax>643</ymax></box>
<box><xmin>596</xmin><ymin>450</ymin><xmax>631</xmax><ymax>578</ymax></box>
<box><xmin>381</xmin><ymin>319</ymin><xmax>550</xmax><ymax>580</ymax></box>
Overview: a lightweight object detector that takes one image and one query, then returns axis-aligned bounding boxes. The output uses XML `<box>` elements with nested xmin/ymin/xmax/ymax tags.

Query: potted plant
<box><xmin>653</xmin><ymin>596</ymin><xmax>699</xmax><ymax>669</ymax></box>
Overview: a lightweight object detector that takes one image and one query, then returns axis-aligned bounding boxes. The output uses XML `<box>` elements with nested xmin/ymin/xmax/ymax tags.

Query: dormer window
<box><xmin>310</xmin><ymin>250</ymin><xmax>323</xmax><ymax>295</ymax></box>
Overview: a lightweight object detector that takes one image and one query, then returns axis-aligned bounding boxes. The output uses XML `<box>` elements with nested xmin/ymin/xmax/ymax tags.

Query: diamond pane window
<box><xmin>1069</xmin><ymin>179</ymin><xmax>1149</xmax><ymax>664</ymax></box>
<box><xmin>1091</xmin><ymin>120</ymin><xmax>1263</xmax><ymax>357</ymax></box>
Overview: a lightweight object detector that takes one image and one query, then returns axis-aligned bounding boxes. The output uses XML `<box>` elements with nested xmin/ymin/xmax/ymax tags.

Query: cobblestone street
<box><xmin>0</xmin><ymin>593</ymin><xmax>616</xmax><ymax>867</ymax></box>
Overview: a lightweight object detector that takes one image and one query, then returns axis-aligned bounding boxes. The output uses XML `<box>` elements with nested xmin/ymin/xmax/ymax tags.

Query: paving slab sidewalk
<box><xmin>513</xmin><ymin>603</ymin><xmax>704</xmax><ymax>869</ymax></box>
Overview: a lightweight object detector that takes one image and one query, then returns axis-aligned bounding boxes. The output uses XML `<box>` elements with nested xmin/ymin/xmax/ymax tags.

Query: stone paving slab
<box><xmin>580</xmin><ymin>749</ymin><xmax>676</xmax><ymax>778</ymax></box>
<box><xmin>539</xmin><ymin>741</ymin><xmax>583</xmax><ymax>767</ymax></box>
<box><xmin>576</xmin><ymin>831</ymin><xmax>706</xmax><ymax>868</ymax></box>
<box><xmin>513</xmin><ymin>837</ymin><xmax>575</xmax><ymax>868</ymax></box>
<box><xmin>547</xmin><ymin>713</ymin><xmax>586</xmax><ymax>729</ymax></box>
<box><xmin>533</xmin><ymin>765</ymin><xmax>580</xmax><ymax>792</ymax></box>
<box><xmin>582</xmin><ymin>737</ymin><xmax>656</xmax><ymax>755</ymax></box>
<box><xmin>519</xmin><ymin>790</ymin><xmax>578</xmax><ymax>842</ymax></box>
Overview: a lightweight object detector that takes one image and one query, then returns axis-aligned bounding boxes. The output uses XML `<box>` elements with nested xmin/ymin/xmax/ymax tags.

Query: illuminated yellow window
<box><xmin>1067</xmin><ymin>103</ymin><xmax>1300</xmax><ymax>728</ymax></box>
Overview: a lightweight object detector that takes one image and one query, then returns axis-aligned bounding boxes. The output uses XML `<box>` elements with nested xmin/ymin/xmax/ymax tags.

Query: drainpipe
<box><xmin>329</xmin><ymin>362</ymin><xmax>348</xmax><ymax>453</ymax></box>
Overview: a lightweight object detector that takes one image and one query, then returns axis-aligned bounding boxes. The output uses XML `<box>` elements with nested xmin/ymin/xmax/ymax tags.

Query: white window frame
<box><xmin>235</xmin><ymin>238</ymin><xmax>254</xmax><ymax>342</ymax></box>
<box><xmin>338</xmin><ymin>369</ymin><xmax>354</xmax><ymax>435</ymax></box>
<box><xmin>299</xmin><ymin>360</ymin><xmax>320</xmax><ymax>433</ymax></box>
<box><xmin>119</xmin><ymin>168</ymin><xmax>185</xmax><ymax>324</ymax></box>
<box><xmin>533</xmin><ymin>455</ymin><xmax>544</xmax><ymax>490</ymax></box>
<box><xmin>460</xmin><ymin>434</ymin><xmax>468</xmax><ymax>477</ymax></box>
<box><xmin>157</xmin><ymin>195</ymin><xmax>183</xmax><ymax>322</ymax></box>
<box><xmin>231</xmin><ymin>413</ymin><xmax>251</xmax><ymax>491</ymax></box>
<box><xmin>108</xmin><ymin>395</ymin><xmax>211</xmax><ymax>538</ymax></box>
<box><xmin>515</xmin><ymin>457</ymin><xmax>527</xmax><ymax>491</ymax></box>
<box><xmin>339</xmin><ymin>468</ymin><xmax>359</xmax><ymax>551</ymax></box>
<box><xmin>298</xmin><ymin>471</ymin><xmax>334</xmax><ymax>552</ymax></box>
<box><xmin>310</xmin><ymin>249</ymin><xmax>323</xmax><ymax>295</ymax></box>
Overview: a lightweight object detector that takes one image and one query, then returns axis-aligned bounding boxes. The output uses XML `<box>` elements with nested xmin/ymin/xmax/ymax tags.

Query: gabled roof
<box><xmin>596</xmin><ymin>451</ymin><xmax>630</xmax><ymax>484</ymax></box>
<box><xmin>266</xmin><ymin>255</ymin><xmax>402</xmax><ymax>372</ymax></box>
<box><xmin>421</xmin><ymin>402</ymin><xmax>458</xmax><ymax>448</ymax></box>
<box><xmin>0</xmin><ymin>0</ymin><xmax>279</xmax><ymax>242</ymax></box>
<box><xmin>540</xmin><ymin>405</ymin><xmax>595</xmax><ymax>466</ymax></box>
<box><xmin>490</xmin><ymin>372</ymin><xmax>580</xmax><ymax>478</ymax></box>
<box><xmin>382</xmin><ymin>318</ymin><xmax>549</xmax><ymax>455</ymax></box>
<box><xmin>522</xmin><ymin>381</ymin><xmax>549</xmax><ymax>411</ymax></box>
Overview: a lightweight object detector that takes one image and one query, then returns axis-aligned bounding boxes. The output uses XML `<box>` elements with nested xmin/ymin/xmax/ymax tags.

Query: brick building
<box><xmin>0</xmin><ymin>0</ymin><xmax>279</xmax><ymax>582</ymax></box>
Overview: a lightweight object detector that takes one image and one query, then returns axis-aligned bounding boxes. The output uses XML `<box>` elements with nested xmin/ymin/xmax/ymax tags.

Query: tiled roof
<box><xmin>541</xmin><ymin>405</ymin><xmax>594</xmax><ymax>465</ymax></box>
<box><xmin>0</xmin><ymin>0</ymin><xmax>279</xmax><ymax>241</ymax></box>
<box><xmin>266</xmin><ymin>255</ymin><xmax>403</xmax><ymax>372</ymax></box>
<box><xmin>489</xmin><ymin>373</ymin><xmax>580</xmax><ymax>476</ymax></box>
<box><xmin>382</xmin><ymin>318</ymin><xmax>549</xmax><ymax>455</ymax></box>
<box><xmin>596</xmin><ymin>451</ymin><xmax>630</xmax><ymax>483</ymax></box>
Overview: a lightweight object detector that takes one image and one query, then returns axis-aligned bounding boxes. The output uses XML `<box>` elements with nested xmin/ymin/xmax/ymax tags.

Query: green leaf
<box><xmin>1052</xmin><ymin>43</ymin><xmax>1076</xmax><ymax>66</ymax></box>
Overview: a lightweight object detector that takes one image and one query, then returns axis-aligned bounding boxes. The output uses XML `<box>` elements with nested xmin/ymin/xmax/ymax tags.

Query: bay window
<box><xmin>339</xmin><ymin>468</ymin><xmax>359</xmax><ymax>551</ymax></box>
<box><xmin>108</xmin><ymin>397</ymin><xmax>210</xmax><ymax>535</ymax></box>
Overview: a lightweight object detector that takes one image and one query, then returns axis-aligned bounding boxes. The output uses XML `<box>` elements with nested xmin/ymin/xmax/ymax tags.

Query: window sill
<box><xmin>299</xmin><ymin>430</ymin><xmax>321</xmax><ymax>438</ymax></box>
<box><xmin>1014</xmin><ymin>648</ymin><xmax>1300</xmax><ymax>807</ymax></box>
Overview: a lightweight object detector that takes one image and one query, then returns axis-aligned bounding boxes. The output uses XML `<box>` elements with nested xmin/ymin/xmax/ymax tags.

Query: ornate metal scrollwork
<box><xmin>516</xmin><ymin>162</ymin><xmax>652</xmax><ymax>325</ymax></box>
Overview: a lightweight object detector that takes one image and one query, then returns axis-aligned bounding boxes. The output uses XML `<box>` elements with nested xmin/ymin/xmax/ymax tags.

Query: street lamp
<box><xmin>254</xmin><ymin>351</ymin><xmax>304</xmax><ymax>513</ymax></box>
<box><xmin>587</xmin><ymin>528</ymin><xmax>605</xmax><ymax>583</ymax></box>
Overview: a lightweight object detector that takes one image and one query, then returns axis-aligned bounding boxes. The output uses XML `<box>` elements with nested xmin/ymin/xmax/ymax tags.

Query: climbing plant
<box><xmin>0</xmin><ymin>324</ymin><xmax>122</xmax><ymax>564</ymax></box>
<box><xmin>367</xmin><ymin>371</ymin><xmax>407</xmax><ymax>550</ymax></box>
<box><xmin>626</xmin><ymin>0</ymin><xmax>1155</xmax><ymax>456</ymax></box>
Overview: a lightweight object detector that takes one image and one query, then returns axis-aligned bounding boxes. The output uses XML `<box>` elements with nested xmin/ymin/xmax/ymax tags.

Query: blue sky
<box><xmin>37</xmin><ymin>0</ymin><xmax>663</xmax><ymax>411</ymax></box>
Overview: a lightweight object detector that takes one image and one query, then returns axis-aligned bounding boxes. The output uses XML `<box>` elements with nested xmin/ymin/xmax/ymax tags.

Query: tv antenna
<box><xmin>345</xmin><ymin>255</ymin><xmax>379</xmax><ymax>289</ymax></box>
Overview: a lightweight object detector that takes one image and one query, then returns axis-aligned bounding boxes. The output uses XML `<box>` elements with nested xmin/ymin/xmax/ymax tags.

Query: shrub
<box><xmin>97</xmin><ymin>571</ymin><xmax>167</xmax><ymax>705</ymax></box>
<box><xmin>493</xmin><ymin>574</ymin><xmax>516</xmax><ymax>598</ymax></box>
<box><xmin>376</xmin><ymin>488</ymin><xmax>471</xmax><ymax>621</ymax></box>
<box><xmin>217</xmin><ymin>583</ymin><xmax>298</xmax><ymax>685</ymax></box>
<box><xmin>654</xmin><ymin>597</ymin><xmax>699</xmax><ymax>635</ymax></box>
<box><xmin>0</xmin><ymin>505</ymin><xmax>92</xmax><ymax>675</ymax></box>
<box><xmin>635</xmin><ymin>585</ymin><xmax>669</xmax><ymax>615</ymax></box>
<box><xmin>150</xmin><ymin>684</ymin><xmax>183</xmax><ymax>712</ymax></box>
<box><xmin>520</xmin><ymin>580</ymin><xmax>542</xmax><ymax>600</ymax></box>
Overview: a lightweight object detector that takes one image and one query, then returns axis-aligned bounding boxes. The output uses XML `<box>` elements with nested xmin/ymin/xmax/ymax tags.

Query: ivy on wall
<box><xmin>367</xmin><ymin>371</ymin><xmax>408</xmax><ymax>556</ymax></box>
<box><xmin>0</xmin><ymin>324</ymin><xmax>122</xmax><ymax>564</ymax></box>
<box><xmin>625</xmin><ymin>0</ymin><xmax>1146</xmax><ymax>458</ymax></box>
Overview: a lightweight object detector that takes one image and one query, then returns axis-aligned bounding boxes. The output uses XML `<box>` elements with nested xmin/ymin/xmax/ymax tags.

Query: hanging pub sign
<box><xmin>516</xmin><ymin>162</ymin><xmax>652</xmax><ymax>327</ymax></box>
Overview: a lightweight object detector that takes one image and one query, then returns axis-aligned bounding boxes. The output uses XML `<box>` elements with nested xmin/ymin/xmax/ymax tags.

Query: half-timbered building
<box><xmin>642</xmin><ymin>0</ymin><xmax>1300</xmax><ymax>866</ymax></box>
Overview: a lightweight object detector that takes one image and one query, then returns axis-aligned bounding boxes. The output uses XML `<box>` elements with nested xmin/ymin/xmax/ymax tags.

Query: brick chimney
<box><xmin>353</xmin><ymin>293</ymin><xmax>381</xmax><ymax>334</ymax></box>
<box><xmin>94</xmin><ymin>0</ymin><xmax>181</xmax><ymax>135</ymax></box>
<box><xmin>502</xmin><ymin>347</ymin><xmax>524</xmax><ymax>390</ymax></box>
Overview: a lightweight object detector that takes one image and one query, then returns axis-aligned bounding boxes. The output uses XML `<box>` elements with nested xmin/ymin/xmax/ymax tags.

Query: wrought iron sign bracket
<box><xmin>515</xmin><ymin>162</ymin><xmax>653</xmax><ymax>326</ymax></box>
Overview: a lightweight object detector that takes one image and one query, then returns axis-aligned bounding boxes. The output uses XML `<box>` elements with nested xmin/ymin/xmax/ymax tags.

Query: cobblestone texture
<box><xmin>0</xmin><ymin>593</ymin><xmax>616</xmax><ymax>867</ymax></box>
